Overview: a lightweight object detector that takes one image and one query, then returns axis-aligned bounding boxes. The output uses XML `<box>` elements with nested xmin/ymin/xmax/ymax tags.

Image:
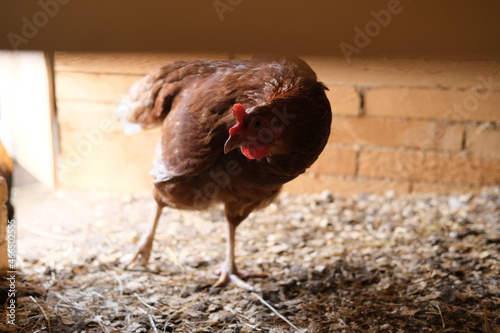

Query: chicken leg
<box><xmin>214</xmin><ymin>204</ymin><xmax>266</xmax><ymax>290</ymax></box>
<box><xmin>125</xmin><ymin>203</ymin><xmax>164</xmax><ymax>268</ymax></box>
<box><xmin>213</xmin><ymin>221</ymin><xmax>256</xmax><ymax>290</ymax></box>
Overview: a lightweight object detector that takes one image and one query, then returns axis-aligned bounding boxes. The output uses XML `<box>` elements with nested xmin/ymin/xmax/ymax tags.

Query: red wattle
<box><xmin>240</xmin><ymin>144</ymin><xmax>271</xmax><ymax>159</ymax></box>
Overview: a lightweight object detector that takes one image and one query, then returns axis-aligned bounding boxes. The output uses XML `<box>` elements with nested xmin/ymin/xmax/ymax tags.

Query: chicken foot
<box><xmin>125</xmin><ymin>203</ymin><xmax>164</xmax><ymax>268</ymax></box>
<box><xmin>213</xmin><ymin>219</ymin><xmax>266</xmax><ymax>291</ymax></box>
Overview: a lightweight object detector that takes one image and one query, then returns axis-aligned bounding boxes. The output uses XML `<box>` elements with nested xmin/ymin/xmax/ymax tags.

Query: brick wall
<box><xmin>54</xmin><ymin>53</ymin><xmax>500</xmax><ymax>196</ymax></box>
<box><xmin>285</xmin><ymin>57</ymin><xmax>500</xmax><ymax>195</ymax></box>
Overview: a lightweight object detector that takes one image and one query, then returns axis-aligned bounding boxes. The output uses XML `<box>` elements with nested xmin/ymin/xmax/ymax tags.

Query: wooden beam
<box><xmin>1</xmin><ymin>1</ymin><xmax>499</xmax><ymax>59</ymax></box>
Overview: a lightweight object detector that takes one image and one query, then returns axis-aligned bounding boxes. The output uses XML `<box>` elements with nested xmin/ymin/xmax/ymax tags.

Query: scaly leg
<box><xmin>214</xmin><ymin>219</ymin><xmax>266</xmax><ymax>290</ymax></box>
<box><xmin>214</xmin><ymin>221</ymin><xmax>255</xmax><ymax>290</ymax></box>
<box><xmin>125</xmin><ymin>203</ymin><xmax>164</xmax><ymax>268</ymax></box>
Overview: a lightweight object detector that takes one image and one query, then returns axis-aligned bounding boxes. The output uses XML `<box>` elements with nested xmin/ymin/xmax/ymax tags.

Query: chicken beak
<box><xmin>224</xmin><ymin>133</ymin><xmax>242</xmax><ymax>154</ymax></box>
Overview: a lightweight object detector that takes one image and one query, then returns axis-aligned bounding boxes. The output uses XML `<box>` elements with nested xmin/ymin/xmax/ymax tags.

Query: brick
<box><xmin>481</xmin><ymin>156</ymin><xmax>500</xmax><ymax>185</ymax></box>
<box><xmin>284</xmin><ymin>174</ymin><xmax>410</xmax><ymax>197</ymax></box>
<box><xmin>330</xmin><ymin>117</ymin><xmax>463</xmax><ymax>150</ymax></box>
<box><xmin>466</xmin><ymin>125</ymin><xmax>500</xmax><ymax>155</ymax></box>
<box><xmin>56</xmin><ymin>72</ymin><xmax>141</xmax><ymax>103</ymax></box>
<box><xmin>325</xmin><ymin>85</ymin><xmax>360</xmax><ymax>116</ymax></box>
<box><xmin>309</xmin><ymin>145</ymin><xmax>357</xmax><ymax>175</ymax></box>
<box><xmin>358</xmin><ymin>149</ymin><xmax>500</xmax><ymax>185</ymax></box>
<box><xmin>303</xmin><ymin>56</ymin><xmax>500</xmax><ymax>90</ymax></box>
<box><xmin>365</xmin><ymin>88</ymin><xmax>500</xmax><ymax>122</ymax></box>
<box><xmin>55</xmin><ymin>52</ymin><xmax>229</xmax><ymax>75</ymax></box>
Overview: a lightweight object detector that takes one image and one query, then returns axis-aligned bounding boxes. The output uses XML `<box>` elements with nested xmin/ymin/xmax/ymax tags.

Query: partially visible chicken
<box><xmin>118</xmin><ymin>55</ymin><xmax>331</xmax><ymax>289</ymax></box>
<box><xmin>0</xmin><ymin>141</ymin><xmax>14</xmax><ymax>221</ymax></box>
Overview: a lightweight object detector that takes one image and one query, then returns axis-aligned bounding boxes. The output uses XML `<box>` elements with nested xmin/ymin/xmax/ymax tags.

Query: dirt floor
<box><xmin>1</xmin><ymin>184</ymin><xmax>499</xmax><ymax>332</ymax></box>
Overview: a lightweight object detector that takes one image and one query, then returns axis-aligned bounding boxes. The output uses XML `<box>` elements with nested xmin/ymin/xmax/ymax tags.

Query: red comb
<box><xmin>229</xmin><ymin>104</ymin><xmax>246</xmax><ymax>135</ymax></box>
<box><xmin>232</xmin><ymin>104</ymin><xmax>246</xmax><ymax>123</ymax></box>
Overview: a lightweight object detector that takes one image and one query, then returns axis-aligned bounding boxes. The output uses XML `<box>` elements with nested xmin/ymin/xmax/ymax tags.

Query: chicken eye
<box><xmin>252</xmin><ymin>118</ymin><xmax>264</xmax><ymax>129</ymax></box>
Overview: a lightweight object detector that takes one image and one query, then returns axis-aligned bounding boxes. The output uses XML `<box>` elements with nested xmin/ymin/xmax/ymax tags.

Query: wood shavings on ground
<box><xmin>1</xmin><ymin>187</ymin><xmax>499</xmax><ymax>332</ymax></box>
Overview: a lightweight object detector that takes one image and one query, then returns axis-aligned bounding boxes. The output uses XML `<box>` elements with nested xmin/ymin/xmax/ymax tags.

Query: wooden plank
<box><xmin>55</xmin><ymin>52</ymin><xmax>230</xmax><ymax>75</ymax></box>
<box><xmin>3</xmin><ymin>1</ymin><xmax>500</xmax><ymax>60</ymax></box>
<box><xmin>0</xmin><ymin>51</ymin><xmax>56</xmax><ymax>188</ymax></box>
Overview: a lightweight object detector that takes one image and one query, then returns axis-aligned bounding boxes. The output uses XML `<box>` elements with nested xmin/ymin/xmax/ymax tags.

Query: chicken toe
<box><xmin>125</xmin><ymin>236</ymin><xmax>154</xmax><ymax>268</ymax></box>
<box><xmin>214</xmin><ymin>267</ymin><xmax>267</xmax><ymax>291</ymax></box>
<box><xmin>214</xmin><ymin>271</ymin><xmax>254</xmax><ymax>291</ymax></box>
<box><xmin>124</xmin><ymin>203</ymin><xmax>164</xmax><ymax>268</ymax></box>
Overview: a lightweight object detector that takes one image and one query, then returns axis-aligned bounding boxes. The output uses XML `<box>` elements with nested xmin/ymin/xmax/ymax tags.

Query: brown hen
<box><xmin>118</xmin><ymin>55</ymin><xmax>331</xmax><ymax>289</ymax></box>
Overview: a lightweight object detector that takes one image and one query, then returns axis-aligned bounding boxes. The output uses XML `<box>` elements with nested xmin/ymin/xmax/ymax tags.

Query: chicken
<box><xmin>0</xmin><ymin>141</ymin><xmax>14</xmax><ymax>221</ymax></box>
<box><xmin>118</xmin><ymin>55</ymin><xmax>331</xmax><ymax>289</ymax></box>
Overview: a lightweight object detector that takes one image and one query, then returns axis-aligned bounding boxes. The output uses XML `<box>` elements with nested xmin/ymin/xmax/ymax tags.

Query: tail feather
<box><xmin>116</xmin><ymin>60</ymin><xmax>225</xmax><ymax>135</ymax></box>
<box><xmin>116</xmin><ymin>66</ymin><xmax>179</xmax><ymax>134</ymax></box>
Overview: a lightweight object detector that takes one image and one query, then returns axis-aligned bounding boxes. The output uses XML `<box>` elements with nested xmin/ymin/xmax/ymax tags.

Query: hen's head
<box><xmin>224</xmin><ymin>104</ymin><xmax>285</xmax><ymax>159</ymax></box>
